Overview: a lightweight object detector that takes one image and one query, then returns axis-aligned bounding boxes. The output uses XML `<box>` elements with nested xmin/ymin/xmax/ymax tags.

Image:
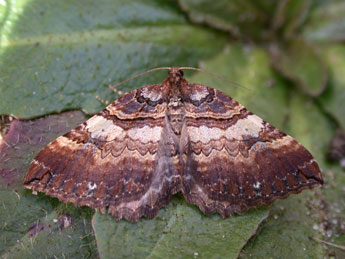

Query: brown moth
<box><xmin>24</xmin><ymin>67</ymin><xmax>323</xmax><ymax>222</ymax></box>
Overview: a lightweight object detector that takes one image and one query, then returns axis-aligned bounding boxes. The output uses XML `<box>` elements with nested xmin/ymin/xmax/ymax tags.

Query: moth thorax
<box><xmin>167</xmin><ymin>96</ymin><xmax>184</xmax><ymax>135</ymax></box>
<box><xmin>168</xmin><ymin>97</ymin><xmax>182</xmax><ymax>108</ymax></box>
<box><xmin>168</xmin><ymin>68</ymin><xmax>184</xmax><ymax>84</ymax></box>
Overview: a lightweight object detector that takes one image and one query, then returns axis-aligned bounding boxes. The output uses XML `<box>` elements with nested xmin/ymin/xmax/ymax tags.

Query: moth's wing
<box><xmin>24</xmin><ymin>83</ymin><xmax>179</xmax><ymax>222</ymax></box>
<box><xmin>180</xmin><ymin>83</ymin><xmax>323</xmax><ymax>217</ymax></box>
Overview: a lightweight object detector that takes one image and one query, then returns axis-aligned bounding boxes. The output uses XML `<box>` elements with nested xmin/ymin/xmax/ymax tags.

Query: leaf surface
<box><xmin>0</xmin><ymin>0</ymin><xmax>227</xmax><ymax>118</ymax></box>
<box><xmin>270</xmin><ymin>38</ymin><xmax>328</xmax><ymax>97</ymax></box>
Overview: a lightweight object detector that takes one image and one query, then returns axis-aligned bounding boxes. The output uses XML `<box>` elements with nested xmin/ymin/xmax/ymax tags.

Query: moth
<box><xmin>24</xmin><ymin>67</ymin><xmax>323</xmax><ymax>222</ymax></box>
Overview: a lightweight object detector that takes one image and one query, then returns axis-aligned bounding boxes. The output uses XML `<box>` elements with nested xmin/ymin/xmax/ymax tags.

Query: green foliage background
<box><xmin>0</xmin><ymin>0</ymin><xmax>344</xmax><ymax>258</ymax></box>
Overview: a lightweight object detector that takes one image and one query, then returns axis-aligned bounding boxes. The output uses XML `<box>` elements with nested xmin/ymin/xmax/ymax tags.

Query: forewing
<box><xmin>24</xmin><ymin>83</ymin><xmax>179</xmax><ymax>221</ymax></box>
<box><xmin>181</xmin><ymin>84</ymin><xmax>323</xmax><ymax>217</ymax></box>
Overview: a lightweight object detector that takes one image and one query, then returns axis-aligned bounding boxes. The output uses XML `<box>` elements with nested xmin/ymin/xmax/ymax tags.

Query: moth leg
<box><xmin>109</xmin><ymin>84</ymin><xmax>126</xmax><ymax>96</ymax></box>
<box><xmin>96</xmin><ymin>83</ymin><xmax>127</xmax><ymax>105</ymax></box>
<box><xmin>95</xmin><ymin>95</ymin><xmax>110</xmax><ymax>105</ymax></box>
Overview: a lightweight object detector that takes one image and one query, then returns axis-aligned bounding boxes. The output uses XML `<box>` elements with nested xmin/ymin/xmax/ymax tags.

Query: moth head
<box><xmin>168</xmin><ymin>67</ymin><xmax>184</xmax><ymax>84</ymax></box>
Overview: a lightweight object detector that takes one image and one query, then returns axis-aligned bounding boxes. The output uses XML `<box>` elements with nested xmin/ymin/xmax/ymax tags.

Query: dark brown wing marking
<box><xmin>24</xmin><ymin>83</ymin><xmax>180</xmax><ymax>221</ymax></box>
<box><xmin>180</xmin><ymin>84</ymin><xmax>323</xmax><ymax>217</ymax></box>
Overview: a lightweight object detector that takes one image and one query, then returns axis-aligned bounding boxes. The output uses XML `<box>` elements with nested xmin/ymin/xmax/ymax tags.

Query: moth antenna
<box><xmin>109</xmin><ymin>66</ymin><xmax>250</xmax><ymax>91</ymax></box>
<box><xmin>109</xmin><ymin>67</ymin><xmax>171</xmax><ymax>90</ymax></box>
<box><xmin>178</xmin><ymin>66</ymin><xmax>251</xmax><ymax>91</ymax></box>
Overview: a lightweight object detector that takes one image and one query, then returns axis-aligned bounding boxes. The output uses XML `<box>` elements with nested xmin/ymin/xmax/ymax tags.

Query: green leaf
<box><xmin>0</xmin><ymin>0</ymin><xmax>227</xmax><ymax>118</ymax></box>
<box><xmin>302</xmin><ymin>1</ymin><xmax>345</xmax><ymax>42</ymax></box>
<box><xmin>271</xmin><ymin>0</ymin><xmax>311</xmax><ymax>38</ymax></box>
<box><xmin>284</xmin><ymin>94</ymin><xmax>332</xmax><ymax>168</ymax></box>
<box><xmin>0</xmin><ymin>0</ymin><xmax>25</xmax><ymax>46</ymax></box>
<box><xmin>0</xmin><ymin>190</ymin><xmax>54</xmax><ymax>256</ymax></box>
<box><xmin>320</xmin><ymin>44</ymin><xmax>345</xmax><ymax>130</ymax></box>
<box><xmin>178</xmin><ymin>0</ymin><xmax>276</xmax><ymax>40</ymax></box>
<box><xmin>269</xmin><ymin>38</ymin><xmax>328</xmax><ymax>97</ymax></box>
<box><xmin>1</xmin><ymin>198</ymin><xmax>96</xmax><ymax>259</ymax></box>
<box><xmin>93</xmin><ymin>198</ymin><xmax>268</xmax><ymax>259</ymax></box>
<box><xmin>320</xmin><ymin>161</ymin><xmax>345</xmax><ymax>258</ymax></box>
